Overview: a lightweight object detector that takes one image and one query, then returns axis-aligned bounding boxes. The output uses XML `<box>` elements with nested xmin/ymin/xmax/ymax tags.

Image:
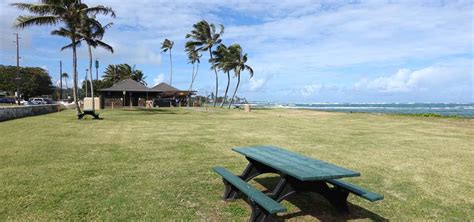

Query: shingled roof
<box><xmin>151</xmin><ymin>82</ymin><xmax>180</xmax><ymax>92</ymax></box>
<box><xmin>98</xmin><ymin>79</ymin><xmax>152</xmax><ymax>92</ymax></box>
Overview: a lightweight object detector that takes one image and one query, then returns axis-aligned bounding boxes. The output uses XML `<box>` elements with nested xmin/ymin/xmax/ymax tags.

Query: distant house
<box><xmin>0</xmin><ymin>91</ymin><xmax>6</xmax><ymax>98</ymax></box>
<box><xmin>97</xmin><ymin>79</ymin><xmax>195</xmax><ymax>108</ymax></box>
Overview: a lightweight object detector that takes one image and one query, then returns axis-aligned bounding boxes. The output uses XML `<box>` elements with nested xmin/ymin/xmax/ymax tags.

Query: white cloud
<box><xmin>301</xmin><ymin>84</ymin><xmax>323</xmax><ymax>97</ymax></box>
<box><xmin>249</xmin><ymin>78</ymin><xmax>266</xmax><ymax>91</ymax></box>
<box><xmin>153</xmin><ymin>73</ymin><xmax>166</xmax><ymax>86</ymax></box>
<box><xmin>353</xmin><ymin>60</ymin><xmax>473</xmax><ymax>95</ymax></box>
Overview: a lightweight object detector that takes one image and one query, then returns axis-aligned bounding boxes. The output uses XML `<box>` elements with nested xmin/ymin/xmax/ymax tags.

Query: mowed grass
<box><xmin>0</xmin><ymin>108</ymin><xmax>473</xmax><ymax>221</ymax></box>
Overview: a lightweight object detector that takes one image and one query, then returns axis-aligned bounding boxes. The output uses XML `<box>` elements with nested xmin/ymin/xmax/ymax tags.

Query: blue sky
<box><xmin>0</xmin><ymin>0</ymin><xmax>473</xmax><ymax>103</ymax></box>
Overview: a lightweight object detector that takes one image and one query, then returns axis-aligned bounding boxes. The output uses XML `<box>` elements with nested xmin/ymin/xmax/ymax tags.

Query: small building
<box><xmin>97</xmin><ymin>79</ymin><xmax>195</xmax><ymax>108</ymax></box>
<box><xmin>152</xmin><ymin>82</ymin><xmax>195</xmax><ymax>106</ymax></box>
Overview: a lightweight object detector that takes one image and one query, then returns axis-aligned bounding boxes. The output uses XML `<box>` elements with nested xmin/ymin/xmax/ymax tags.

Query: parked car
<box><xmin>0</xmin><ymin>98</ymin><xmax>16</xmax><ymax>104</ymax></box>
<box><xmin>30</xmin><ymin>98</ymin><xmax>47</xmax><ymax>105</ymax></box>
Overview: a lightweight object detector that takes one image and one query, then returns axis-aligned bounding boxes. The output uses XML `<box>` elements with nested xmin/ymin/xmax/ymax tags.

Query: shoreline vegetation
<box><xmin>1</xmin><ymin>108</ymin><xmax>472</xmax><ymax>220</ymax></box>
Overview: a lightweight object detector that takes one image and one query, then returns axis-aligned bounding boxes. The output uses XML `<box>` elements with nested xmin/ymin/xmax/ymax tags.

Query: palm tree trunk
<box><xmin>220</xmin><ymin>71</ymin><xmax>230</xmax><ymax>107</ymax></box>
<box><xmin>187</xmin><ymin>62</ymin><xmax>195</xmax><ymax>107</ymax></box>
<box><xmin>229</xmin><ymin>70</ymin><xmax>240</xmax><ymax>109</ymax></box>
<box><xmin>88</xmin><ymin>45</ymin><xmax>95</xmax><ymax>112</ymax></box>
<box><xmin>72</xmin><ymin>38</ymin><xmax>81</xmax><ymax>115</ymax></box>
<box><xmin>209</xmin><ymin>49</ymin><xmax>218</xmax><ymax>107</ymax></box>
<box><xmin>189</xmin><ymin>62</ymin><xmax>195</xmax><ymax>91</ymax></box>
<box><xmin>65</xmin><ymin>77</ymin><xmax>68</xmax><ymax>98</ymax></box>
<box><xmin>169</xmin><ymin>49</ymin><xmax>173</xmax><ymax>85</ymax></box>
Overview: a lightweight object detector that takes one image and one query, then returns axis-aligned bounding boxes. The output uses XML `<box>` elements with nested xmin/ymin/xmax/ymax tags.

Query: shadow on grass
<box><xmin>118</xmin><ymin>108</ymin><xmax>185</xmax><ymax>115</ymax></box>
<box><xmin>249</xmin><ymin>177</ymin><xmax>388</xmax><ymax>221</ymax></box>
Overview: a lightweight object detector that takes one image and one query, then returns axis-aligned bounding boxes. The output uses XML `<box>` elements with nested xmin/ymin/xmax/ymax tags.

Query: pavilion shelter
<box><xmin>151</xmin><ymin>82</ymin><xmax>195</xmax><ymax>107</ymax></box>
<box><xmin>98</xmin><ymin>79</ymin><xmax>159</xmax><ymax>108</ymax></box>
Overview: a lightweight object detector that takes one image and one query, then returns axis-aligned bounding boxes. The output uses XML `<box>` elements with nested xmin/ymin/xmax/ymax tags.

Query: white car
<box><xmin>30</xmin><ymin>98</ymin><xmax>47</xmax><ymax>105</ymax></box>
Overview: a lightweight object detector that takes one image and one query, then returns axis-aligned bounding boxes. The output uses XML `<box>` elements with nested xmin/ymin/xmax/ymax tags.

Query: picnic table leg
<box><xmin>249</xmin><ymin>199</ymin><xmax>272</xmax><ymax>222</ymax></box>
<box><xmin>222</xmin><ymin>159</ymin><xmax>277</xmax><ymax>201</ymax></box>
<box><xmin>269</xmin><ymin>176</ymin><xmax>350</xmax><ymax>212</ymax></box>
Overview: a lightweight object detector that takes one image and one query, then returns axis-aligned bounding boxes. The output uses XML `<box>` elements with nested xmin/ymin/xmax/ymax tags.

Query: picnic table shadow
<box><xmin>243</xmin><ymin>176</ymin><xmax>389</xmax><ymax>221</ymax></box>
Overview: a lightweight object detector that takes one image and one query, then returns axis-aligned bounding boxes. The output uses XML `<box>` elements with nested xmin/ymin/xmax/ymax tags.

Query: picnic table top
<box><xmin>233</xmin><ymin>146</ymin><xmax>361</xmax><ymax>181</ymax></box>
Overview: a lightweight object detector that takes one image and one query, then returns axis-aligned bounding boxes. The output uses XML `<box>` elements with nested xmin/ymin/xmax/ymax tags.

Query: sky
<box><xmin>0</xmin><ymin>0</ymin><xmax>473</xmax><ymax>103</ymax></box>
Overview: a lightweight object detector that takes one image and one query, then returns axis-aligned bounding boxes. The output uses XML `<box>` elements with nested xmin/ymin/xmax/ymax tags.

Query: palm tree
<box><xmin>211</xmin><ymin>44</ymin><xmax>232</xmax><ymax>107</ymax></box>
<box><xmin>226</xmin><ymin>44</ymin><xmax>254</xmax><ymax>109</ymax></box>
<box><xmin>161</xmin><ymin>39</ymin><xmax>174</xmax><ymax>85</ymax></box>
<box><xmin>185</xmin><ymin>44</ymin><xmax>201</xmax><ymax>107</ymax></box>
<box><xmin>81</xmin><ymin>17</ymin><xmax>114</xmax><ymax>112</ymax></box>
<box><xmin>103</xmin><ymin>64</ymin><xmax>119</xmax><ymax>84</ymax></box>
<box><xmin>12</xmin><ymin>0</ymin><xmax>115</xmax><ymax>116</ymax></box>
<box><xmin>62</xmin><ymin>72</ymin><xmax>69</xmax><ymax>99</ymax></box>
<box><xmin>186</xmin><ymin>44</ymin><xmax>201</xmax><ymax>93</ymax></box>
<box><xmin>63</xmin><ymin>15</ymin><xmax>114</xmax><ymax>112</ymax></box>
<box><xmin>185</xmin><ymin>20</ymin><xmax>224</xmax><ymax>107</ymax></box>
<box><xmin>131</xmin><ymin>69</ymin><xmax>147</xmax><ymax>85</ymax></box>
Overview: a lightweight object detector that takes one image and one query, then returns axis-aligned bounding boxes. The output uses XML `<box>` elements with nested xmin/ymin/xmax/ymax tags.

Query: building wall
<box><xmin>0</xmin><ymin>104</ymin><xmax>60</xmax><ymax>122</ymax></box>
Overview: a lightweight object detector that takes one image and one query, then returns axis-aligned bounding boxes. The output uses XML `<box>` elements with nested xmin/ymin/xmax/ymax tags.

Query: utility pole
<box><xmin>59</xmin><ymin>60</ymin><xmax>62</xmax><ymax>100</ymax></box>
<box><xmin>14</xmin><ymin>33</ymin><xmax>20</xmax><ymax>105</ymax></box>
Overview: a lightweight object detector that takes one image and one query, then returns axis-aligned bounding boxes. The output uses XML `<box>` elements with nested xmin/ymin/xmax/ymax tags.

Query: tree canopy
<box><xmin>0</xmin><ymin>65</ymin><xmax>54</xmax><ymax>99</ymax></box>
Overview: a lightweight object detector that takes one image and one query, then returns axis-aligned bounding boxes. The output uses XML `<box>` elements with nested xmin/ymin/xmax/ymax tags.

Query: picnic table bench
<box><xmin>213</xmin><ymin>145</ymin><xmax>383</xmax><ymax>221</ymax></box>
<box><xmin>77</xmin><ymin>109</ymin><xmax>102</xmax><ymax>120</ymax></box>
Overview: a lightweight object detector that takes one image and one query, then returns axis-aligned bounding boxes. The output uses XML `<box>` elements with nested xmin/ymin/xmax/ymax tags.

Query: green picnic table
<box><xmin>213</xmin><ymin>146</ymin><xmax>383</xmax><ymax>222</ymax></box>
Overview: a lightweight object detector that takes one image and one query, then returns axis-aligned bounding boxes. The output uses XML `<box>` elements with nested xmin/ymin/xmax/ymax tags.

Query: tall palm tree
<box><xmin>62</xmin><ymin>72</ymin><xmax>69</xmax><ymax>99</ymax></box>
<box><xmin>211</xmin><ymin>44</ymin><xmax>232</xmax><ymax>107</ymax></box>
<box><xmin>185</xmin><ymin>20</ymin><xmax>224</xmax><ymax>107</ymax></box>
<box><xmin>186</xmin><ymin>44</ymin><xmax>201</xmax><ymax>93</ymax></box>
<box><xmin>12</xmin><ymin>0</ymin><xmax>115</xmax><ymax>116</ymax></box>
<box><xmin>102</xmin><ymin>64</ymin><xmax>147</xmax><ymax>85</ymax></box>
<box><xmin>81</xmin><ymin>17</ymin><xmax>114</xmax><ymax>112</ymax></box>
<box><xmin>226</xmin><ymin>44</ymin><xmax>254</xmax><ymax>109</ymax></box>
<box><xmin>185</xmin><ymin>44</ymin><xmax>201</xmax><ymax>107</ymax></box>
<box><xmin>161</xmin><ymin>39</ymin><xmax>174</xmax><ymax>85</ymax></box>
<box><xmin>63</xmin><ymin>16</ymin><xmax>114</xmax><ymax>112</ymax></box>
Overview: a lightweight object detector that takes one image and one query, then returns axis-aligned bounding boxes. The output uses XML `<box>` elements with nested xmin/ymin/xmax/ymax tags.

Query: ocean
<box><xmin>248</xmin><ymin>102</ymin><xmax>474</xmax><ymax>118</ymax></box>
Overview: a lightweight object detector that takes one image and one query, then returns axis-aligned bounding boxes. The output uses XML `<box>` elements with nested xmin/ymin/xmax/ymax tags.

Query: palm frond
<box><xmin>15</xmin><ymin>15</ymin><xmax>59</xmax><ymax>28</ymax></box>
<box><xmin>60</xmin><ymin>40</ymin><xmax>81</xmax><ymax>51</ymax></box>
<box><xmin>95</xmin><ymin>40</ymin><xmax>114</xmax><ymax>53</ymax></box>
<box><xmin>84</xmin><ymin>6</ymin><xmax>116</xmax><ymax>18</ymax></box>
<box><xmin>11</xmin><ymin>3</ymin><xmax>63</xmax><ymax>15</ymax></box>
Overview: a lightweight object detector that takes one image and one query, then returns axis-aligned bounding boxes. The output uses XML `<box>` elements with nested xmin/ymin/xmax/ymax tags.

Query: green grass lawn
<box><xmin>1</xmin><ymin>108</ymin><xmax>473</xmax><ymax>220</ymax></box>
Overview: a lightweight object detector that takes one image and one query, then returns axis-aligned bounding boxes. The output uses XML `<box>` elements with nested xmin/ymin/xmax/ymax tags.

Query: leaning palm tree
<box><xmin>185</xmin><ymin>20</ymin><xmax>224</xmax><ymax>107</ymax></box>
<box><xmin>62</xmin><ymin>72</ymin><xmax>69</xmax><ymax>99</ymax></box>
<box><xmin>185</xmin><ymin>44</ymin><xmax>201</xmax><ymax>107</ymax></box>
<box><xmin>227</xmin><ymin>44</ymin><xmax>254</xmax><ymax>109</ymax></box>
<box><xmin>12</xmin><ymin>0</ymin><xmax>115</xmax><ymax>116</ymax></box>
<box><xmin>186</xmin><ymin>44</ymin><xmax>201</xmax><ymax>93</ymax></box>
<box><xmin>161</xmin><ymin>39</ymin><xmax>174</xmax><ymax>85</ymax></box>
<box><xmin>211</xmin><ymin>44</ymin><xmax>232</xmax><ymax>107</ymax></box>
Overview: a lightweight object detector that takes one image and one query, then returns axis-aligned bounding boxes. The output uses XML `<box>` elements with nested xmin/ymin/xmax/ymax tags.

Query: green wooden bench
<box><xmin>77</xmin><ymin>109</ymin><xmax>102</xmax><ymax>120</ymax></box>
<box><xmin>213</xmin><ymin>167</ymin><xmax>286</xmax><ymax>222</ymax></box>
<box><xmin>327</xmin><ymin>179</ymin><xmax>384</xmax><ymax>202</ymax></box>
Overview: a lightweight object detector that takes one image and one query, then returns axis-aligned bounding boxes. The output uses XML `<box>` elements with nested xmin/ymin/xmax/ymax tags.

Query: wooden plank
<box><xmin>213</xmin><ymin>167</ymin><xmax>287</xmax><ymax>214</ymax></box>
<box><xmin>233</xmin><ymin>146</ymin><xmax>360</xmax><ymax>181</ymax></box>
<box><xmin>327</xmin><ymin>179</ymin><xmax>384</xmax><ymax>202</ymax></box>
